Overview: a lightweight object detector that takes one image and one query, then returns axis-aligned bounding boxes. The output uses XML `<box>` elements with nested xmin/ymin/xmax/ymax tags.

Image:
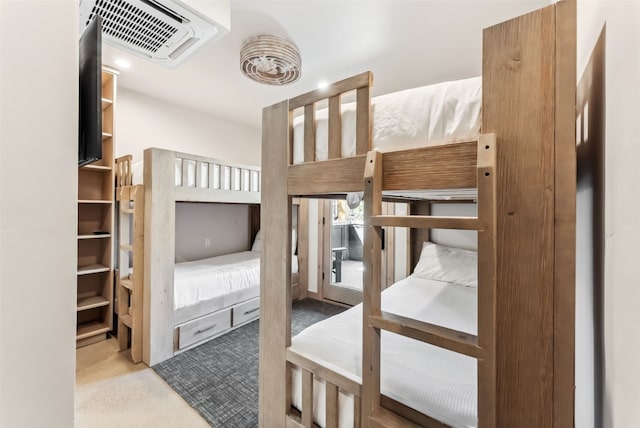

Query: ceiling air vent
<box><xmin>79</xmin><ymin>0</ymin><xmax>230</xmax><ymax>68</ymax></box>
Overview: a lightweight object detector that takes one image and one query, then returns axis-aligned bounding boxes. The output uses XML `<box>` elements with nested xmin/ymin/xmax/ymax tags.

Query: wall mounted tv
<box><xmin>78</xmin><ymin>15</ymin><xmax>102</xmax><ymax>167</ymax></box>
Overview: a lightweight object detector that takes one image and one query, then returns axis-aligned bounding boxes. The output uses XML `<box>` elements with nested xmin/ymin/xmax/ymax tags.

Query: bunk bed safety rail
<box><xmin>286</xmin><ymin>348</ymin><xmax>362</xmax><ymax>428</ymax></box>
<box><xmin>115</xmin><ymin>154</ymin><xmax>133</xmax><ymax>188</ymax></box>
<box><xmin>288</xmin><ymin>71</ymin><xmax>372</xmax><ymax>165</ymax></box>
<box><xmin>174</xmin><ymin>153</ymin><xmax>260</xmax><ymax>193</ymax></box>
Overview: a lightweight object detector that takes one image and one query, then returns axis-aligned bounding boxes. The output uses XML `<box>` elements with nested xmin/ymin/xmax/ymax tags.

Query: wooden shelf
<box><xmin>77</xmin><ymin>295</ymin><xmax>110</xmax><ymax>311</ymax></box>
<box><xmin>102</xmin><ymin>97</ymin><xmax>113</xmax><ymax>110</ymax></box>
<box><xmin>76</xmin><ymin>321</ymin><xmax>110</xmax><ymax>340</ymax></box>
<box><xmin>81</xmin><ymin>164</ymin><xmax>112</xmax><ymax>172</ymax></box>
<box><xmin>78</xmin><ymin>234</ymin><xmax>111</xmax><ymax>240</ymax></box>
<box><xmin>78</xmin><ymin>199</ymin><xmax>112</xmax><ymax>204</ymax></box>
<box><xmin>77</xmin><ymin>264</ymin><xmax>110</xmax><ymax>276</ymax></box>
<box><xmin>77</xmin><ymin>68</ymin><xmax>116</xmax><ymax>346</ymax></box>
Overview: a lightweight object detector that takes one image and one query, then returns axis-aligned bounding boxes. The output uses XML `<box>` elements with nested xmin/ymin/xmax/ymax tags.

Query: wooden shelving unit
<box><xmin>76</xmin><ymin>68</ymin><xmax>118</xmax><ymax>347</ymax></box>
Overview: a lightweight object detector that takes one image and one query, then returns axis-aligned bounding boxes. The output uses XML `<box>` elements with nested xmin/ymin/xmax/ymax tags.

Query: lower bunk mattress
<box><xmin>290</xmin><ymin>275</ymin><xmax>478</xmax><ymax>428</ymax></box>
<box><xmin>174</xmin><ymin>250</ymin><xmax>299</xmax><ymax>310</ymax></box>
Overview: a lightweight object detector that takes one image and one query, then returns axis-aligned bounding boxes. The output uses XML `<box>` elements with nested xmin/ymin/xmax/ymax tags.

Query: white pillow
<box><xmin>412</xmin><ymin>242</ymin><xmax>477</xmax><ymax>287</ymax></box>
<box><xmin>251</xmin><ymin>230</ymin><xmax>262</xmax><ymax>252</ymax></box>
<box><xmin>251</xmin><ymin>229</ymin><xmax>297</xmax><ymax>255</ymax></box>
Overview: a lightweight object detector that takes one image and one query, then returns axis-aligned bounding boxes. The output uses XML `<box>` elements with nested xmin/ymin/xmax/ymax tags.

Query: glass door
<box><xmin>323</xmin><ymin>199</ymin><xmax>366</xmax><ymax>305</ymax></box>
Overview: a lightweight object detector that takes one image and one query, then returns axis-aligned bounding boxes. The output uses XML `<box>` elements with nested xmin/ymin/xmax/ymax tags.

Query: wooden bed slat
<box><xmin>302</xmin><ymin>369</ymin><xmax>313</xmax><ymax>427</ymax></box>
<box><xmin>288</xmin><ymin>141</ymin><xmax>478</xmax><ymax>196</ymax></box>
<box><xmin>325</xmin><ymin>382</ymin><xmax>339</xmax><ymax>428</ymax></box>
<box><xmin>328</xmin><ymin>95</ymin><xmax>342</xmax><ymax>159</ymax></box>
<box><xmin>369</xmin><ymin>215</ymin><xmax>481</xmax><ymax>230</ymax></box>
<box><xmin>288</xmin><ymin>156</ymin><xmax>367</xmax><ymax>195</ymax></box>
<box><xmin>353</xmin><ymin>397</ymin><xmax>361</xmax><ymax>428</ymax></box>
<box><xmin>289</xmin><ymin>71</ymin><xmax>372</xmax><ymax>111</ymax></box>
<box><xmin>369</xmin><ymin>311</ymin><xmax>482</xmax><ymax>358</ymax></box>
<box><xmin>304</xmin><ymin>104</ymin><xmax>316</xmax><ymax>163</ymax></box>
<box><xmin>356</xmin><ymin>87</ymin><xmax>371</xmax><ymax>155</ymax></box>
<box><xmin>287</xmin><ymin>348</ymin><xmax>362</xmax><ymax>396</ymax></box>
<box><xmin>382</xmin><ymin>141</ymin><xmax>477</xmax><ymax>191</ymax></box>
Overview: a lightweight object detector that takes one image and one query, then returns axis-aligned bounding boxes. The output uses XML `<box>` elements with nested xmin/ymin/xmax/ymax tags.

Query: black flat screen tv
<box><xmin>78</xmin><ymin>16</ymin><xmax>102</xmax><ymax>167</ymax></box>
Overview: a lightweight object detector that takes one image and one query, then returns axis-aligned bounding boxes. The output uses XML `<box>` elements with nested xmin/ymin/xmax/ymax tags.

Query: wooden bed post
<box><xmin>259</xmin><ymin>101</ymin><xmax>292</xmax><ymax>427</ymax></box>
<box><xmin>143</xmin><ymin>148</ymin><xmax>177</xmax><ymax>366</ymax></box>
<box><xmin>482</xmin><ymin>2</ymin><xmax>576</xmax><ymax>425</ymax></box>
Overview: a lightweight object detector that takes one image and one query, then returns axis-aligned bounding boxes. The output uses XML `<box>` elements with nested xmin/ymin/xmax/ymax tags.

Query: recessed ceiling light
<box><xmin>115</xmin><ymin>58</ymin><xmax>130</xmax><ymax>69</ymax></box>
<box><xmin>318</xmin><ymin>80</ymin><xmax>329</xmax><ymax>90</ymax></box>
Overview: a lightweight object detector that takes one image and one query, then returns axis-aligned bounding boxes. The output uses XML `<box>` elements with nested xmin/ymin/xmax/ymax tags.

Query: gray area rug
<box><xmin>154</xmin><ymin>299</ymin><xmax>347</xmax><ymax>427</ymax></box>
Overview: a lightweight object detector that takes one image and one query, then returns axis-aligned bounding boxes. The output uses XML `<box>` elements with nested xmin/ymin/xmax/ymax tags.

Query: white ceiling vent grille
<box><xmin>79</xmin><ymin>0</ymin><xmax>230</xmax><ymax>68</ymax></box>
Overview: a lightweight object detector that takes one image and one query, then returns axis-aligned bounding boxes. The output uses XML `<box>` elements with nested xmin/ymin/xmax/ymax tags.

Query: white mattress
<box><xmin>174</xmin><ymin>251</ymin><xmax>299</xmax><ymax>310</ymax></box>
<box><xmin>290</xmin><ymin>275</ymin><xmax>477</xmax><ymax>427</ymax></box>
<box><xmin>293</xmin><ymin>77</ymin><xmax>482</xmax><ymax>164</ymax></box>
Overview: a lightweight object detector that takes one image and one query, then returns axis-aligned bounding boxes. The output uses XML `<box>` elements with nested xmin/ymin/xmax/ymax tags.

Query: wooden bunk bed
<box><xmin>115</xmin><ymin>155</ymin><xmax>145</xmax><ymax>363</ymax></box>
<box><xmin>259</xmin><ymin>2</ymin><xmax>576</xmax><ymax>427</ymax></box>
<box><xmin>132</xmin><ymin>148</ymin><xmax>301</xmax><ymax>366</ymax></box>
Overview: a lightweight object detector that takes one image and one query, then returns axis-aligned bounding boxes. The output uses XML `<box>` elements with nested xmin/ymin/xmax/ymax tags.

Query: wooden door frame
<box><xmin>320</xmin><ymin>199</ymin><xmax>395</xmax><ymax>306</ymax></box>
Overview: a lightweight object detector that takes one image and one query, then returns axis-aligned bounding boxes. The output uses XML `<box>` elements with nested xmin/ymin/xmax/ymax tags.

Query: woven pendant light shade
<box><xmin>240</xmin><ymin>35</ymin><xmax>301</xmax><ymax>85</ymax></box>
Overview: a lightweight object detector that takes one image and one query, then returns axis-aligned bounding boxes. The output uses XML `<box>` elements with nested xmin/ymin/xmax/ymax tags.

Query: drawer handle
<box><xmin>244</xmin><ymin>307</ymin><xmax>260</xmax><ymax>316</ymax></box>
<box><xmin>196</xmin><ymin>324</ymin><xmax>216</xmax><ymax>335</ymax></box>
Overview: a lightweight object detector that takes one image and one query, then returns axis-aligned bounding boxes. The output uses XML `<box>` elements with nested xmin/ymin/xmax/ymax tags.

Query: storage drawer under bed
<box><xmin>232</xmin><ymin>297</ymin><xmax>260</xmax><ymax>326</ymax></box>
<box><xmin>177</xmin><ymin>307</ymin><xmax>231</xmax><ymax>349</ymax></box>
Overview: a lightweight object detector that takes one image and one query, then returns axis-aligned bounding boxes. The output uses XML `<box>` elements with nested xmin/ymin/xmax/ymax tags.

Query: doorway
<box><xmin>321</xmin><ymin>199</ymin><xmax>395</xmax><ymax>306</ymax></box>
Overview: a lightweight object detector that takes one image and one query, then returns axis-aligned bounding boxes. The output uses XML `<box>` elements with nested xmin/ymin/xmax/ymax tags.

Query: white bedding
<box><xmin>290</xmin><ymin>275</ymin><xmax>477</xmax><ymax>427</ymax></box>
<box><xmin>174</xmin><ymin>251</ymin><xmax>299</xmax><ymax>310</ymax></box>
<box><xmin>292</xmin><ymin>77</ymin><xmax>482</xmax><ymax>164</ymax></box>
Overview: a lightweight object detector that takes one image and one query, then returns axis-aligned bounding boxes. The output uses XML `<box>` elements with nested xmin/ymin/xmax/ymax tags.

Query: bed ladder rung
<box><xmin>368</xmin><ymin>311</ymin><xmax>482</xmax><ymax>359</ymax></box>
<box><xmin>369</xmin><ymin>215</ymin><xmax>481</xmax><ymax>230</ymax></box>
<box><xmin>120</xmin><ymin>244</ymin><xmax>133</xmax><ymax>252</ymax></box>
<box><xmin>120</xmin><ymin>278</ymin><xmax>133</xmax><ymax>290</ymax></box>
<box><xmin>120</xmin><ymin>314</ymin><xmax>132</xmax><ymax>328</ymax></box>
<box><xmin>369</xmin><ymin>407</ymin><xmax>421</xmax><ymax>428</ymax></box>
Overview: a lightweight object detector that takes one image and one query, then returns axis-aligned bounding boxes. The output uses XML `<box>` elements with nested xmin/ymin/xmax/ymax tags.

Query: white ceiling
<box><xmin>103</xmin><ymin>0</ymin><xmax>548</xmax><ymax>130</ymax></box>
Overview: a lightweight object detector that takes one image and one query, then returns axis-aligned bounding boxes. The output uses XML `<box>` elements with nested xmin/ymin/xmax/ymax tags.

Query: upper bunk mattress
<box><xmin>292</xmin><ymin>76</ymin><xmax>482</xmax><ymax>164</ymax></box>
<box><xmin>290</xmin><ymin>275</ymin><xmax>477</xmax><ymax>427</ymax></box>
<box><xmin>174</xmin><ymin>251</ymin><xmax>299</xmax><ymax>310</ymax></box>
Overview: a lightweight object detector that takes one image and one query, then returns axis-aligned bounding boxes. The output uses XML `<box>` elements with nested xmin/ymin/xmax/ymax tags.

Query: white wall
<box><xmin>0</xmin><ymin>1</ymin><xmax>78</xmax><ymax>427</ymax></box>
<box><xmin>115</xmin><ymin>88</ymin><xmax>261</xmax><ymax>166</ymax></box>
<box><xmin>430</xmin><ymin>203</ymin><xmax>478</xmax><ymax>251</ymax></box>
<box><xmin>577</xmin><ymin>2</ymin><xmax>640</xmax><ymax>427</ymax></box>
<box><xmin>175</xmin><ymin>203</ymin><xmax>251</xmax><ymax>262</ymax></box>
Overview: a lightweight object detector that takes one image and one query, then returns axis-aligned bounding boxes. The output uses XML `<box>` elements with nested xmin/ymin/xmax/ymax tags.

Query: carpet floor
<box><xmin>154</xmin><ymin>299</ymin><xmax>347</xmax><ymax>428</ymax></box>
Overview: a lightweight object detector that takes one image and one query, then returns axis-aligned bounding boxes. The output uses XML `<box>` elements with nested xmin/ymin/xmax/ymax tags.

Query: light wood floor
<box><xmin>75</xmin><ymin>337</ymin><xmax>210</xmax><ymax>428</ymax></box>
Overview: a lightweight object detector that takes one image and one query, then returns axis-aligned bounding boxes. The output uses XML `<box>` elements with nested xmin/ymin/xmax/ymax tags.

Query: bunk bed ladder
<box><xmin>115</xmin><ymin>155</ymin><xmax>145</xmax><ymax>364</ymax></box>
<box><xmin>363</xmin><ymin>134</ymin><xmax>497</xmax><ymax>427</ymax></box>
